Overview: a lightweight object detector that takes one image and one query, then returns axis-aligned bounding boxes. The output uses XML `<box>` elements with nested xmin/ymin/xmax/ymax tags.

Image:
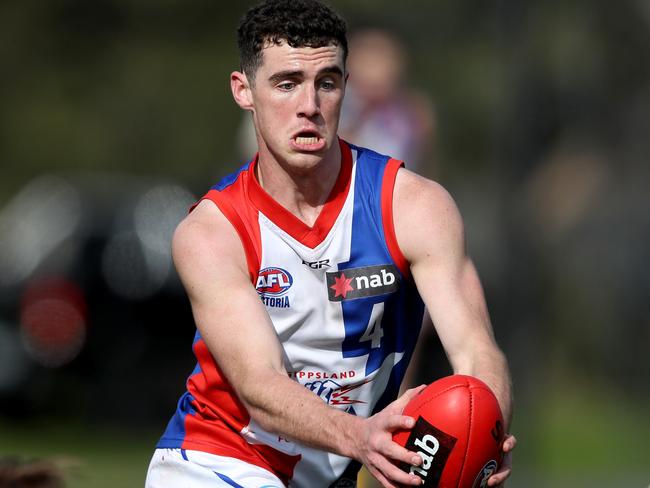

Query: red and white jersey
<box><xmin>158</xmin><ymin>140</ymin><xmax>425</xmax><ymax>487</ymax></box>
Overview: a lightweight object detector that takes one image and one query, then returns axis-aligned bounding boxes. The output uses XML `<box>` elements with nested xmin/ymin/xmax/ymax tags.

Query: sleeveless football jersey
<box><xmin>158</xmin><ymin>140</ymin><xmax>425</xmax><ymax>487</ymax></box>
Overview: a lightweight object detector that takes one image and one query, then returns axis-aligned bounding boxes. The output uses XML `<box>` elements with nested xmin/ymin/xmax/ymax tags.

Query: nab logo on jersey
<box><xmin>327</xmin><ymin>264</ymin><xmax>400</xmax><ymax>301</ymax></box>
<box><xmin>256</xmin><ymin>267</ymin><xmax>292</xmax><ymax>308</ymax></box>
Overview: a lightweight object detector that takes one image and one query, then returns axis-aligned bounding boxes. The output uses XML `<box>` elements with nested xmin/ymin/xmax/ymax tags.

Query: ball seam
<box><xmin>457</xmin><ymin>387</ymin><xmax>474</xmax><ymax>486</ymax></box>
<box><xmin>408</xmin><ymin>378</ymin><xmax>471</xmax><ymax>411</ymax></box>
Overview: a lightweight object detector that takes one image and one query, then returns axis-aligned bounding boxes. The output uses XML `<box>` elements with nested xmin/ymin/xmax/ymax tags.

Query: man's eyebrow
<box><xmin>268</xmin><ymin>66</ymin><xmax>344</xmax><ymax>84</ymax></box>
<box><xmin>268</xmin><ymin>70</ymin><xmax>303</xmax><ymax>84</ymax></box>
<box><xmin>319</xmin><ymin>66</ymin><xmax>344</xmax><ymax>77</ymax></box>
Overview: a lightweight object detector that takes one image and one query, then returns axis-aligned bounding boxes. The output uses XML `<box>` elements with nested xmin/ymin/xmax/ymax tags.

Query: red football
<box><xmin>393</xmin><ymin>375</ymin><xmax>505</xmax><ymax>488</ymax></box>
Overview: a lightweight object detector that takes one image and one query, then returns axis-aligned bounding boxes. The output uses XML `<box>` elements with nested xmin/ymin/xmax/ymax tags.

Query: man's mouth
<box><xmin>292</xmin><ymin>131</ymin><xmax>324</xmax><ymax>149</ymax></box>
<box><xmin>295</xmin><ymin>135</ymin><xmax>320</xmax><ymax>145</ymax></box>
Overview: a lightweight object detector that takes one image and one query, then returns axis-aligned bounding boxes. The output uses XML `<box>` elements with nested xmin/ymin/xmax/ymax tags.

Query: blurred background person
<box><xmin>0</xmin><ymin>457</ymin><xmax>67</xmax><ymax>488</ymax></box>
<box><xmin>338</xmin><ymin>28</ymin><xmax>436</xmax><ymax>175</ymax></box>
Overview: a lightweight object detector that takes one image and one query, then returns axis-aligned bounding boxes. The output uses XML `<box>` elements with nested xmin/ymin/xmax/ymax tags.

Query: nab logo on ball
<box><xmin>256</xmin><ymin>267</ymin><xmax>292</xmax><ymax>308</ymax></box>
<box><xmin>326</xmin><ymin>264</ymin><xmax>400</xmax><ymax>301</ymax></box>
<box><xmin>400</xmin><ymin>417</ymin><xmax>457</xmax><ymax>487</ymax></box>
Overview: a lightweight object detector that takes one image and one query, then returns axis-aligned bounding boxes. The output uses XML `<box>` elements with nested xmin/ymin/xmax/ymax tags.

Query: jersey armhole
<box><xmin>381</xmin><ymin>159</ymin><xmax>412</xmax><ymax>280</ymax></box>
<box><xmin>191</xmin><ymin>190</ymin><xmax>261</xmax><ymax>283</ymax></box>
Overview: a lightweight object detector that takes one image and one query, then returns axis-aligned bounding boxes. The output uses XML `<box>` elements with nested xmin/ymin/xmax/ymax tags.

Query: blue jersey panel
<box><xmin>339</xmin><ymin>145</ymin><xmax>425</xmax><ymax>381</ymax></box>
<box><xmin>156</xmin><ymin>392</ymin><xmax>197</xmax><ymax>448</ymax></box>
<box><xmin>157</xmin><ymin>331</ymin><xmax>204</xmax><ymax>447</ymax></box>
<box><xmin>212</xmin><ymin>161</ymin><xmax>252</xmax><ymax>192</ymax></box>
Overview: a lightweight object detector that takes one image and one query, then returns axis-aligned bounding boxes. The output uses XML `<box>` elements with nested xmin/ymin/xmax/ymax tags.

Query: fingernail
<box><xmin>411</xmin><ymin>455</ymin><xmax>421</xmax><ymax>465</ymax></box>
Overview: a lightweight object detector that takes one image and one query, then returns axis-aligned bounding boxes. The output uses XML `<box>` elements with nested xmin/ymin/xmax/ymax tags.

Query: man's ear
<box><xmin>231</xmin><ymin>71</ymin><xmax>254</xmax><ymax>111</ymax></box>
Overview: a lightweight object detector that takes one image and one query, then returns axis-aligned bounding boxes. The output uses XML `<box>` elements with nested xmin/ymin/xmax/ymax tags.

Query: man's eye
<box><xmin>278</xmin><ymin>82</ymin><xmax>295</xmax><ymax>90</ymax></box>
<box><xmin>320</xmin><ymin>80</ymin><xmax>335</xmax><ymax>90</ymax></box>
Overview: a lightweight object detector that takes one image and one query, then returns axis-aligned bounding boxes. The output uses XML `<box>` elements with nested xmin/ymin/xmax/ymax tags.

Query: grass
<box><xmin>1</xmin><ymin>382</ymin><xmax>649</xmax><ymax>488</ymax></box>
<box><xmin>0</xmin><ymin>418</ymin><xmax>158</xmax><ymax>488</ymax></box>
<box><xmin>507</xmin><ymin>381</ymin><xmax>650</xmax><ymax>488</ymax></box>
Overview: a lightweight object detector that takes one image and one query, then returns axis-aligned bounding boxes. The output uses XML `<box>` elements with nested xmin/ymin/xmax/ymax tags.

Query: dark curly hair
<box><xmin>237</xmin><ymin>0</ymin><xmax>348</xmax><ymax>83</ymax></box>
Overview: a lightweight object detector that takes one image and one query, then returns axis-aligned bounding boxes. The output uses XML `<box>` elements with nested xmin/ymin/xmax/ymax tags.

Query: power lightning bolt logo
<box><xmin>329</xmin><ymin>379</ymin><xmax>372</xmax><ymax>406</ymax></box>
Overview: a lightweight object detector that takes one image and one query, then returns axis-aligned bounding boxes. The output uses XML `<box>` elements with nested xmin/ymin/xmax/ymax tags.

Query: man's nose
<box><xmin>297</xmin><ymin>85</ymin><xmax>320</xmax><ymax>118</ymax></box>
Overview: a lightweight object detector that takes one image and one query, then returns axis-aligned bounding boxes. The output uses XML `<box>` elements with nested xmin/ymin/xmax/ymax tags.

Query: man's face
<box><xmin>247</xmin><ymin>41</ymin><xmax>346</xmax><ymax>171</ymax></box>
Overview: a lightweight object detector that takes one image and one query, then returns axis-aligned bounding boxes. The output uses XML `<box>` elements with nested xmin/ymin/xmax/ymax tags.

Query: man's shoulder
<box><xmin>391</xmin><ymin>167</ymin><xmax>454</xmax><ymax>208</ymax></box>
<box><xmin>174</xmin><ymin>200</ymin><xmax>236</xmax><ymax>253</ymax></box>
<box><xmin>174</xmin><ymin>200</ymin><xmax>220</xmax><ymax>245</ymax></box>
<box><xmin>393</xmin><ymin>168</ymin><xmax>464</xmax><ymax>260</ymax></box>
<box><xmin>172</xmin><ymin>199</ymin><xmax>248</xmax><ymax>277</ymax></box>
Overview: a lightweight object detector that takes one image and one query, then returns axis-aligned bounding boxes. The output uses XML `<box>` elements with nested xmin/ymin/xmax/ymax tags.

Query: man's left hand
<box><xmin>487</xmin><ymin>434</ymin><xmax>516</xmax><ymax>487</ymax></box>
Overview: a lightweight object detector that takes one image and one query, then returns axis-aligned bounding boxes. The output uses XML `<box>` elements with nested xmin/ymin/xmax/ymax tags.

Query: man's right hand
<box><xmin>351</xmin><ymin>385</ymin><xmax>427</xmax><ymax>488</ymax></box>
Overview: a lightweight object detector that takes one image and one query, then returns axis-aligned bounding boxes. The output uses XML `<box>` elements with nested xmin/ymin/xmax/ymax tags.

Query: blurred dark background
<box><xmin>1</xmin><ymin>1</ymin><xmax>649</xmax><ymax>487</ymax></box>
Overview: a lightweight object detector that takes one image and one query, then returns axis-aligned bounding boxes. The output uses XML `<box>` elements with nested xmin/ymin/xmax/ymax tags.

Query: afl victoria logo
<box><xmin>256</xmin><ymin>267</ymin><xmax>293</xmax><ymax>296</ymax></box>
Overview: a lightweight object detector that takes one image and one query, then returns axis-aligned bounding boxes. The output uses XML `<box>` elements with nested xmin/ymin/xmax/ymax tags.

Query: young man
<box><xmin>145</xmin><ymin>1</ymin><xmax>515</xmax><ymax>487</ymax></box>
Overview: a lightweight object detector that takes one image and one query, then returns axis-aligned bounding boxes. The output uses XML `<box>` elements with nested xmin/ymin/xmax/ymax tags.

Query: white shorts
<box><xmin>145</xmin><ymin>448</ymin><xmax>286</xmax><ymax>488</ymax></box>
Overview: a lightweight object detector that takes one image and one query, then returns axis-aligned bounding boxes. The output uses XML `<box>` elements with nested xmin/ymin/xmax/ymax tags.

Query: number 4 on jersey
<box><xmin>360</xmin><ymin>302</ymin><xmax>384</xmax><ymax>349</ymax></box>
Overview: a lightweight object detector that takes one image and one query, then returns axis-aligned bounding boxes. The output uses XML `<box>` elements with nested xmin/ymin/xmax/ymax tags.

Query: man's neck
<box><xmin>256</xmin><ymin>142</ymin><xmax>342</xmax><ymax>227</ymax></box>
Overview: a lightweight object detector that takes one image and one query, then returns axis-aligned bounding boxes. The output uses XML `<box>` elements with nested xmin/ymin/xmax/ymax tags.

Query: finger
<box><xmin>381</xmin><ymin>439</ymin><xmax>424</xmax><ymax>467</ymax></box>
<box><xmin>487</xmin><ymin>449</ymin><xmax>512</xmax><ymax>487</ymax></box>
<box><xmin>404</xmin><ymin>384</ymin><xmax>427</xmax><ymax>397</ymax></box>
<box><xmin>502</xmin><ymin>434</ymin><xmax>517</xmax><ymax>451</ymax></box>
<box><xmin>389</xmin><ymin>384</ymin><xmax>427</xmax><ymax>412</ymax></box>
<box><xmin>373</xmin><ymin>456</ymin><xmax>423</xmax><ymax>486</ymax></box>
<box><xmin>487</xmin><ymin>466</ymin><xmax>511</xmax><ymax>486</ymax></box>
<box><xmin>368</xmin><ymin>468</ymin><xmax>398</xmax><ymax>488</ymax></box>
<box><xmin>366</xmin><ymin>456</ymin><xmax>402</xmax><ymax>488</ymax></box>
<box><xmin>382</xmin><ymin>414</ymin><xmax>416</xmax><ymax>433</ymax></box>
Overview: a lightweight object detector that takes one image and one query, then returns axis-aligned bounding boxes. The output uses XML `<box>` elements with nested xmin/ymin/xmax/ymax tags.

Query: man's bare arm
<box><xmin>393</xmin><ymin>169</ymin><xmax>515</xmax><ymax>485</ymax></box>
